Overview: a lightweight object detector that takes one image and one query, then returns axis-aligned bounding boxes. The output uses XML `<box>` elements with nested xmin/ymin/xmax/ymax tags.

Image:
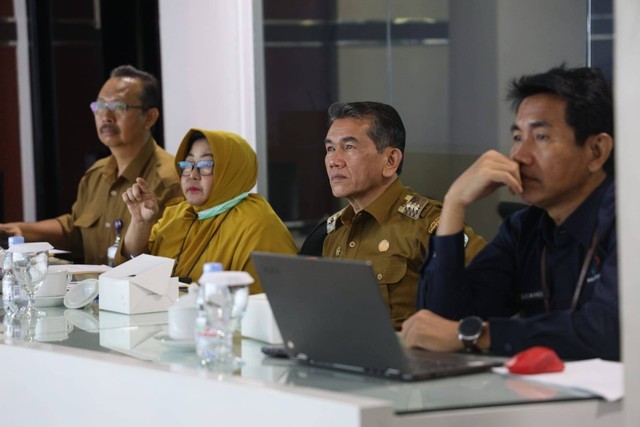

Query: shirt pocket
<box><xmin>371</xmin><ymin>256</ymin><xmax>407</xmax><ymax>302</ymax></box>
<box><xmin>74</xmin><ymin>210</ymin><xmax>100</xmax><ymax>230</ymax></box>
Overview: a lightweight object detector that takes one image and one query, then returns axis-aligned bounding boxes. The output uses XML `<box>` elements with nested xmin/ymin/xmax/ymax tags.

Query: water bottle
<box><xmin>195</xmin><ymin>262</ymin><xmax>233</xmax><ymax>366</ymax></box>
<box><xmin>2</xmin><ymin>236</ymin><xmax>27</xmax><ymax>314</ymax></box>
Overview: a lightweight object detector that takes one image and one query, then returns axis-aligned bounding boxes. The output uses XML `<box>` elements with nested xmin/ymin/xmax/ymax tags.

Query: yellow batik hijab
<box><xmin>150</xmin><ymin>128</ymin><xmax>297</xmax><ymax>287</ymax></box>
<box><xmin>167</xmin><ymin>129</ymin><xmax>259</xmax><ymax>280</ymax></box>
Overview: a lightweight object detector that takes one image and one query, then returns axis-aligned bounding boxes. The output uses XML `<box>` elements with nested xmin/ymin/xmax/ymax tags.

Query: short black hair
<box><xmin>327</xmin><ymin>101</ymin><xmax>406</xmax><ymax>174</ymax></box>
<box><xmin>507</xmin><ymin>65</ymin><xmax>614</xmax><ymax>174</ymax></box>
<box><xmin>110</xmin><ymin>65</ymin><xmax>160</xmax><ymax>109</ymax></box>
<box><xmin>185</xmin><ymin>131</ymin><xmax>207</xmax><ymax>156</ymax></box>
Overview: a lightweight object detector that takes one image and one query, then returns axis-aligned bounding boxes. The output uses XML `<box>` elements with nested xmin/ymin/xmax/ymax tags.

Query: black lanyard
<box><xmin>172</xmin><ymin>217</ymin><xmax>211</xmax><ymax>283</ymax></box>
<box><xmin>540</xmin><ymin>229</ymin><xmax>599</xmax><ymax>312</ymax></box>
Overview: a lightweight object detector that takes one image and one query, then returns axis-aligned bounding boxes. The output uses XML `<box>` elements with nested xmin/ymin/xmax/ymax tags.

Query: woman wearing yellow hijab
<box><xmin>121</xmin><ymin>129</ymin><xmax>298</xmax><ymax>293</ymax></box>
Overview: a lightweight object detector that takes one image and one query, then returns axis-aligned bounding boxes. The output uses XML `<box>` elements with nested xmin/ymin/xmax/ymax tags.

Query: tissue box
<box><xmin>98</xmin><ymin>254</ymin><xmax>179</xmax><ymax>314</ymax></box>
<box><xmin>241</xmin><ymin>293</ymin><xmax>283</xmax><ymax>344</ymax></box>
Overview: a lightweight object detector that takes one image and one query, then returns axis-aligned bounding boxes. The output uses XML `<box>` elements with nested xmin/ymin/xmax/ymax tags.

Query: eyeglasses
<box><xmin>177</xmin><ymin>160</ymin><xmax>215</xmax><ymax>176</ymax></box>
<box><xmin>90</xmin><ymin>101</ymin><xmax>146</xmax><ymax>114</ymax></box>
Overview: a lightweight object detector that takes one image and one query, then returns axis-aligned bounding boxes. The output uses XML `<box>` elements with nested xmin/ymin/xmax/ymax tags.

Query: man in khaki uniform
<box><xmin>318</xmin><ymin>101</ymin><xmax>485</xmax><ymax>329</ymax></box>
<box><xmin>0</xmin><ymin>65</ymin><xmax>183</xmax><ymax>264</ymax></box>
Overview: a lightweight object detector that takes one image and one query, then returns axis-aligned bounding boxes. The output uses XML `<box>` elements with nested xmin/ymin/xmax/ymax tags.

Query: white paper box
<box><xmin>98</xmin><ymin>254</ymin><xmax>179</xmax><ymax>314</ymax></box>
<box><xmin>241</xmin><ymin>293</ymin><xmax>283</xmax><ymax>344</ymax></box>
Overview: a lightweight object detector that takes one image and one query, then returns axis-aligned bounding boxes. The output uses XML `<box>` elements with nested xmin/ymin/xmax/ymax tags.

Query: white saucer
<box><xmin>154</xmin><ymin>334</ymin><xmax>195</xmax><ymax>350</ymax></box>
<box><xmin>64</xmin><ymin>279</ymin><xmax>99</xmax><ymax>309</ymax></box>
<box><xmin>34</xmin><ymin>295</ymin><xmax>65</xmax><ymax>307</ymax></box>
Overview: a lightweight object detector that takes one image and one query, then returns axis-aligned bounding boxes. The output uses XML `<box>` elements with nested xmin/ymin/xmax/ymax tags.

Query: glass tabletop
<box><xmin>0</xmin><ymin>304</ymin><xmax>596</xmax><ymax>414</ymax></box>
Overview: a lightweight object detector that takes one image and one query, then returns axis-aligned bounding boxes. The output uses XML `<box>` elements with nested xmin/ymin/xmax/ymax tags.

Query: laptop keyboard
<box><xmin>405</xmin><ymin>349</ymin><xmax>504</xmax><ymax>377</ymax></box>
<box><xmin>408</xmin><ymin>358</ymin><xmax>458</xmax><ymax>372</ymax></box>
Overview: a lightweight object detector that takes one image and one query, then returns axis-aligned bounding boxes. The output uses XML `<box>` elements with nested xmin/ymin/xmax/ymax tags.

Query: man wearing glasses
<box><xmin>0</xmin><ymin>65</ymin><xmax>183</xmax><ymax>265</ymax></box>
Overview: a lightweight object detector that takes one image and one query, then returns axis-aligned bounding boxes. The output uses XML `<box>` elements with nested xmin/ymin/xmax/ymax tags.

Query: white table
<box><xmin>0</xmin><ymin>305</ymin><xmax>622</xmax><ymax>427</ymax></box>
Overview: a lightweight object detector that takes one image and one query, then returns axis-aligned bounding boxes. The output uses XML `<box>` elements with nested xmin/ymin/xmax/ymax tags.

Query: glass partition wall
<box><xmin>588</xmin><ymin>0</ymin><xmax>613</xmax><ymax>79</ymax></box>
<box><xmin>263</xmin><ymin>0</ymin><xmax>454</xmax><ymax>240</ymax></box>
<box><xmin>262</xmin><ymin>0</ymin><xmax>610</xmax><ymax>242</ymax></box>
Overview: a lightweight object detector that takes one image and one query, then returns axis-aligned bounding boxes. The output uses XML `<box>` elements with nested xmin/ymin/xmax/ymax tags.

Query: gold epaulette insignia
<box><xmin>326</xmin><ymin>209</ymin><xmax>344</xmax><ymax>234</ymax></box>
<box><xmin>427</xmin><ymin>217</ymin><xmax>469</xmax><ymax>246</ymax></box>
<box><xmin>427</xmin><ymin>217</ymin><xmax>440</xmax><ymax>234</ymax></box>
<box><xmin>398</xmin><ymin>195</ymin><xmax>429</xmax><ymax>220</ymax></box>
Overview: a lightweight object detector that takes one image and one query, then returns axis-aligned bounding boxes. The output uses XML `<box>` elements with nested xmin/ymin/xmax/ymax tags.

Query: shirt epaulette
<box><xmin>427</xmin><ymin>216</ymin><xmax>469</xmax><ymax>246</ymax></box>
<box><xmin>398</xmin><ymin>195</ymin><xmax>429</xmax><ymax>220</ymax></box>
<box><xmin>428</xmin><ymin>217</ymin><xmax>440</xmax><ymax>234</ymax></box>
<box><xmin>326</xmin><ymin>209</ymin><xmax>345</xmax><ymax>234</ymax></box>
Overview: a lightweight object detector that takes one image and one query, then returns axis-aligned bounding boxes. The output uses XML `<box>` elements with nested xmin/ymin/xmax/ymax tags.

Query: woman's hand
<box><xmin>122</xmin><ymin>177</ymin><xmax>159</xmax><ymax>224</ymax></box>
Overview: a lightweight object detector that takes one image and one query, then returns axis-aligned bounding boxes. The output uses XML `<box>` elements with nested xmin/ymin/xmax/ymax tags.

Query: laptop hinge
<box><xmin>333</xmin><ymin>363</ymin><xmax>364</xmax><ymax>373</ymax></box>
<box><xmin>384</xmin><ymin>368</ymin><xmax>402</xmax><ymax>377</ymax></box>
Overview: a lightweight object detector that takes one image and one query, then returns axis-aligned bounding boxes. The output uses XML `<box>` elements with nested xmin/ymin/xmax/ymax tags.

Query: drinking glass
<box><xmin>229</xmin><ymin>283</ymin><xmax>250</xmax><ymax>332</ymax></box>
<box><xmin>195</xmin><ymin>282</ymin><xmax>248</xmax><ymax>370</ymax></box>
<box><xmin>3</xmin><ymin>310</ymin><xmax>38</xmax><ymax>343</ymax></box>
<box><xmin>224</xmin><ymin>282</ymin><xmax>250</xmax><ymax>369</ymax></box>
<box><xmin>11</xmin><ymin>250</ymin><xmax>49</xmax><ymax>319</ymax></box>
<box><xmin>195</xmin><ymin>281</ymin><xmax>233</xmax><ymax>368</ymax></box>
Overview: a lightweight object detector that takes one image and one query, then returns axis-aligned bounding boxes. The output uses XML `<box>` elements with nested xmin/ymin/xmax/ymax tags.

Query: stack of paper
<box><xmin>493</xmin><ymin>359</ymin><xmax>623</xmax><ymax>401</ymax></box>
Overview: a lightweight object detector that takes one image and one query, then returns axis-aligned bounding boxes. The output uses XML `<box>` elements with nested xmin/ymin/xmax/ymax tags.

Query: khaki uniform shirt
<box><xmin>56</xmin><ymin>138</ymin><xmax>183</xmax><ymax>264</ymax></box>
<box><xmin>322</xmin><ymin>178</ymin><xmax>485</xmax><ymax>329</ymax></box>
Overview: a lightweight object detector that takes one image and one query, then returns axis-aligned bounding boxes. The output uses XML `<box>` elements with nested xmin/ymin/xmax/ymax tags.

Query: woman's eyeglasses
<box><xmin>177</xmin><ymin>161</ymin><xmax>214</xmax><ymax>176</ymax></box>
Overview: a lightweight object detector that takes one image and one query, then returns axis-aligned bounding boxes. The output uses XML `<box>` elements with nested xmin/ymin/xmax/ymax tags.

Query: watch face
<box><xmin>459</xmin><ymin>316</ymin><xmax>483</xmax><ymax>338</ymax></box>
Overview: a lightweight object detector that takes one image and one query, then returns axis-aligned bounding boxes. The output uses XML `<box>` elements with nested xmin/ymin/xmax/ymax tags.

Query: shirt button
<box><xmin>105</xmin><ymin>222</ymin><xmax>111</xmax><ymax>229</ymax></box>
<box><xmin>377</xmin><ymin>273</ymin><xmax>383</xmax><ymax>281</ymax></box>
<box><xmin>349</xmin><ymin>241</ymin><xmax>356</xmax><ymax>248</ymax></box>
<box><xmin>110</xmin><ymin>190</ymin><xmax>117</xmax><ymax>196</ymax></box>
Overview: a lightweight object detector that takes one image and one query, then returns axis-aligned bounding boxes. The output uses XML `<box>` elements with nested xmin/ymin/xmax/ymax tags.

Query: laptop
<box><xmin>251</xmin><ymin>252</ymin><xmax>505</xmax><ymax>381</ymax></box>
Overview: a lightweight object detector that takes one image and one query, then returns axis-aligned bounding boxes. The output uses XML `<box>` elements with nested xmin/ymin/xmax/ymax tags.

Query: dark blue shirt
<box><xmin>418</xmin><ymin>177</ymin><xmax>618</xmax><ymax>360</ymax></box>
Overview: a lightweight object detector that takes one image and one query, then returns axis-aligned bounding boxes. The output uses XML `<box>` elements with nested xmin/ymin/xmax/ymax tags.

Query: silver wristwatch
<box><xmin>458</xmin><ymin>316</ymin><xmax>484</xmax><ymax>351</ymax></box>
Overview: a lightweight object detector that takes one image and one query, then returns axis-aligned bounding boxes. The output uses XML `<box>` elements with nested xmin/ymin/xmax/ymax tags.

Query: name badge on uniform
<box><xmin>520</xmin><ymin>290</ymin><xmax>547</xmax><ymax>301</ymax></box>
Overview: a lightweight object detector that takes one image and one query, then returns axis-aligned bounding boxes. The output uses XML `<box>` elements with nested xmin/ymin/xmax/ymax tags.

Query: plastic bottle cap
<box><xmin>8</xmin><ymin>236</ymin><xmax>25</xmax><ymax>247</ymax></box>
<box><xmin>198</xmin><ymin>271</ymin><xmax>254</xmax><ymax>287</ymax></box>
<box><xmin>203</xmin><ymin>262</ymin><xmax>223</xmax><ymax>273</ymax></box>
<box><xmin>7</xmin><ymin>242</ymin><xmax>53</xmax><ymax>253</ymax></box>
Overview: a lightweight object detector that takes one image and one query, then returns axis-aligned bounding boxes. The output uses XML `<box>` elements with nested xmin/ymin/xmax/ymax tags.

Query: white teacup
<box><xmin>36</xmin><ymin>269</ymin><xmax>71</xmax><ymax>298</ymax></box>
<box><xmin>168</xmin><ymin>305</ymin><xmax>198</xmax><ymax>340</ymax></box>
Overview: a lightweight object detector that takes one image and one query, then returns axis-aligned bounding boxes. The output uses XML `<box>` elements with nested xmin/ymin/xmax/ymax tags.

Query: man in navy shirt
<box><xmin>401</xmin><ymin>66</ymin><xmax>618</xmax><ymax>360</ymax></box>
